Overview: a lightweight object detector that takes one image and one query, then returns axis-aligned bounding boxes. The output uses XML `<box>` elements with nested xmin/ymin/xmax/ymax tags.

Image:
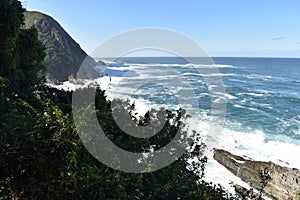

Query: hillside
<box><xmin>24</xmin><ymin>11</ymin><xmax>99</xmax><ymax>82</ymax></box>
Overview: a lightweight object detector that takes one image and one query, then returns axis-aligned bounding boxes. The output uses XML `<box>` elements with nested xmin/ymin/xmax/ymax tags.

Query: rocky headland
<box><xmin>24</xmin><ymin>11</ymin><xmax>100</xmax><ymax>82</ymax></box>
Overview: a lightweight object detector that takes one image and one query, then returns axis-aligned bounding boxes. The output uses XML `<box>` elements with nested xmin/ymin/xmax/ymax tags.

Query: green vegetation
<box><xmin>0</xmin><ymin>1</ymin><xmax>237</xmax><ymax>199</ymax></box>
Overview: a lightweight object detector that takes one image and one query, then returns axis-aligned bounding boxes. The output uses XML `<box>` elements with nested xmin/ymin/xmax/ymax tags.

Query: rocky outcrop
<box><xmin>234</xmin><ymin>184</ymin><xmax>260</xmax><ymax>200</ymax></box>
<box><xmin>214</xmin><ymin>149</ymin><xmax>300</xmax><ymax>200</ymax></box>
<box><xmin>24</xmin><ymin>11</ymin><xmax>99</xmax><ymax>82</ymax></box>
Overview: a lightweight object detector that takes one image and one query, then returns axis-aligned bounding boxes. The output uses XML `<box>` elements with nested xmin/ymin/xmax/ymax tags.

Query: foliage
<box><xmin>0</xmin><ymin>0</ymin><xmax>45</xmax><ymax>96</ymax></box>
<box><xmin>0</xmin><ymin>0</ymin><xmax>25</xmax><ymax>85</ymax></box>
<box><xmin>15</xmin><ymin>27</ymin><xmax>46</xmax><ymax>91</ymax></box>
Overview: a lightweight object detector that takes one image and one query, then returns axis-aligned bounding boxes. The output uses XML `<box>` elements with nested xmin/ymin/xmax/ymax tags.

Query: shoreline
<box><xmin>49</xmin><ymin>76</ymin><xmax>300</xmax><ymax>199</ymax></box>
<box><xmin>214</xmin><ymin>149</ymin><xmax>300</xmax><ymax>199</ymax></box>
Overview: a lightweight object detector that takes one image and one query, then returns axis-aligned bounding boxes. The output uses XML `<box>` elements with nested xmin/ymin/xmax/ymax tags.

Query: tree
<box><xmin>0</xmin><ymin>0</ymin><xmax>45</xmax><ymax>95</ymax></box>
<box><xmin>15</xmin><ymin>27</ymin><xmax>46</xmax><ymax>92</ymax></box>
<box><xmin>0</xmin><ymin>0</ymin><xmax>25</xmax><ymax>81</ymax></box>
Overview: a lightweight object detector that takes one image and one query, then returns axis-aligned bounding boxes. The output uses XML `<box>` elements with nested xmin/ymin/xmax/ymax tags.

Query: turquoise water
<box><xmin>92</xmin><ymin>57</ymin><xmax>300</xmax><ymax>188</ymax></box>
<box><xmin>213</xmin><ymin>58</ymin><xmax>300</xmax><ymax>142</ymax></box>
<box><xmin>102</xmin><ymin>57</ymin><xmax>300</xmax><ymax>145</ymax></box>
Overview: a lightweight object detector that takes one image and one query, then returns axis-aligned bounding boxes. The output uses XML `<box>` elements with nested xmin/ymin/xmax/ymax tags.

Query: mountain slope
<box><xmin>24</xmin><ymin>11</ymin><xmax>99</xmax><ymax>82</ymax></box>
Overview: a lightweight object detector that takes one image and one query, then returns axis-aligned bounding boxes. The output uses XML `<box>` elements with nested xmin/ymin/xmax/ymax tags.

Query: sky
<box><xmin>21</xmin><ymin>0</ymin><xmax>300</xmax><ymax>58</ymax></box>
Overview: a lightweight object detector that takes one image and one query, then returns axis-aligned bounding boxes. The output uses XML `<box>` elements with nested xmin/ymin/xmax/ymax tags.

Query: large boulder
<box><xmin>24</xmin><ymin>11</ymin><xmax>99</xmax><ymax>82</ymax></box>
<box><xmin>214</xmin><ymin>149</ymin><xmax>300</xmax><ymax>199</ymax></box>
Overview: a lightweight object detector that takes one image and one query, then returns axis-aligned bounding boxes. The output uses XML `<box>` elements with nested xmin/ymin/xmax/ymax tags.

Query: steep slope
<box><xmin>24</xmin><ymin>11</ymin><xmax>99</xmax><ymax>82</ymax></box>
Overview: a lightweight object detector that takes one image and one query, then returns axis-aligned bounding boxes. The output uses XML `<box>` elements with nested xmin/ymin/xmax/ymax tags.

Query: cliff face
<box><xmin>24</xmin><ymin>11</ymin><xmax>99</xmax><ymax>82</ymax></box>
<box><xmin>214</xmin><ymin>149</ymin><xmax>300</xmax><ymax>200</ymax></box>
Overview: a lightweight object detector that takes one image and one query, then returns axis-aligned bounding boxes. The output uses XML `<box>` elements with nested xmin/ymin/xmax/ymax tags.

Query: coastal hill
<box><xmin>24</xmin><ymin>11</ymin><xmax>100</xmax><ymax>82</ymax></box>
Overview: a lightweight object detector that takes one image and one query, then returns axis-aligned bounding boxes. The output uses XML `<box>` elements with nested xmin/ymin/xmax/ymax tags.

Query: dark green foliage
<box><xmin>1</xmin><ymin>86</ymin><xmax>235</xmax><ymax>199</ymax></box>
<box><xmin>15</xmin><ymin>27</ymin><xmax>46</xmax><ymax>92</ymax></box>
<box><xmin>0</xmin><ymin>0</ymin><xmax>25</xmax><ymax>81</ymax></box>
<box><xmin>0</xmin><ymin>1</ymin><xmax>236</xmax><ymax>199</ymax></box>
<box><xmin>0</xmin><ymin>0</ymin><xmax>45</xmax><ymax>95</ymax></box>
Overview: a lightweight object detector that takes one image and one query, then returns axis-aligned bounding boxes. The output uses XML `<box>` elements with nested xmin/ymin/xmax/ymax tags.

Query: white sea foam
<box><xmin>224</xmin><ymin>93</ymin><xmax>237</xmax><ymax>100</ymax></box>
<box><xmin>214</xmin><ymin>64</ymin><xmax>238</xmax><ymax>68</ymax></box>
<box><xmin>245</xmin><ymin>74</ymin><xmax>273</xmax><ymax>80</ymax></box>
<box><xmin>211</xmin><ymin>125</ymin><xmax>300</xmax><ymax>168</ymax></box>
<box><xmin>47</xmin><ymin>80</ymin><xmax>95</xmax><ymax>91</ymax></box>
<box><xmin>233</xmin><ymin>104</ymin><xmax>245</xmax><ymax>109</ymax></box>
<box><xmin>108</xmin><ymin>63</ymin><xmax>238</xmax><ymax>70</ymax></box>
<box><xmin>198</xmin><ymin>121</ymin><xmax>300</xmax><ymax>197</ymax></box>
<box><xmin>244</xmin><ymin>92</ymin><xmax>265</xmax><ymax>97</ymax></box>
<box><xmin>182</xmin><ymin>72</ymin><xmax>235</xmax><ymax>77</ymax></box>
<box><xmin>188</xmin><ymin>64</ymin><xmax>237</xmax><ymax>69</ymax></box>
<box><xmin>230</xmin><ymin>78</ymin><xmax>248</xmax><ymax>83</ymax></box>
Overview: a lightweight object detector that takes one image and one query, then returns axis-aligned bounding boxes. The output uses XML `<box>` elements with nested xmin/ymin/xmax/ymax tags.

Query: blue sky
<box><xmin>22</xmin><ymin>0</ymin><xmax>300</xmax><ymax>57</ymax></box>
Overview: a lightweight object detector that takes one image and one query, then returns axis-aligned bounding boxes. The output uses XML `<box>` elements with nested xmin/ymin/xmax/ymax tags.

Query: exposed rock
<box><xmin>234</xmin><ymin>184</ymin><xmax>259</xmax><ymax>200</ymax></box>
<box><xmin>97</xmin><ymin>60</ymin><xmax>106</xmax><ymax>66</ymax></box>
<box><xmin>68</xmin><ymin>74</ymin><xmax>77</xmax><ymax>84</ymax></box>
<box><xmin>24</xmin><ymin>11</ymin><xmax>100</xmax><ymax>82</ymax></box>
<box><xmin>214</xmin><ymin>149</ymin><xmax>300</xmax><ymax>200</ymax></box>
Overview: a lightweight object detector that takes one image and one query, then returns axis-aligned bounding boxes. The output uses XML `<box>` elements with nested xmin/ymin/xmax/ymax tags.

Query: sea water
<box><xmin>54</xmin><ymin>57</ymin><xmax>300</xmax><ymax>193</ymax></box>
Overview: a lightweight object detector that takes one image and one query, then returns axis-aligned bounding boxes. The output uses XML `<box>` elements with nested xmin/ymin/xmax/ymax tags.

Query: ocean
<box><xmin>56</xmin><ymin>57</ymin><xmax>300</xmax><ymax>192</ymax></box>
<box><xmin>99</xmin><ymin>57</ymin><xmax>300</xmax><ymax>144</ymax></box>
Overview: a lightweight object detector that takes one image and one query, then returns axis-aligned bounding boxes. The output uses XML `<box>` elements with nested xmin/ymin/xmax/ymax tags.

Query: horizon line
<box><xmin>95</xmin><ymin>56</ymin><xmax>300</xmax><ymax>59</ymax></box>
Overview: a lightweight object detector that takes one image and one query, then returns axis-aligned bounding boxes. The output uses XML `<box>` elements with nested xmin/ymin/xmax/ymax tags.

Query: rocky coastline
<box><xmin>214</xmin><ymin>149</ymin><xmax>300</xmax><ymax>199</ymax></box>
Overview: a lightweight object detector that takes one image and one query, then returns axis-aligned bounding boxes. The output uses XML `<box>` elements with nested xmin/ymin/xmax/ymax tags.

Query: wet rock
<box><xmin>214</xmin><ymin>149</ymin><xmax>300</xmax><ymax>200</ymax></box>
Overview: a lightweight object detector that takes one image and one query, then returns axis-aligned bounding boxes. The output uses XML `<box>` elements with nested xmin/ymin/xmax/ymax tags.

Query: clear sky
<box><xmin>21</xmin><ymin>0</ymin><xmax>300</xmax><ymax>58</ymax></box>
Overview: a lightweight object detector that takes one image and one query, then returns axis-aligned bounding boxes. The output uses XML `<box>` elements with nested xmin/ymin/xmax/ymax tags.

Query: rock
<box><xmin>213</xmin><ymin>149</ymin><xmax>300</xmax><ymax>200</ymax></box>
<box><xmin>24</xmin><ymin>11</ymin><xmax>100</xmax><ymax>82</ymax></box>
<box><xmin>234</xmin><ymin>184</ymin><xmax>259</xmax><ymax>200</ymax></box>
<box><xmin>97</xmin><ymin>60</ymin><xmax>106</xmax><ymax>66</ymax></box>
<box><xmin>68</xmin><ymin>74</ymin><xmax>76</xmax><ymax>84</ymax></box>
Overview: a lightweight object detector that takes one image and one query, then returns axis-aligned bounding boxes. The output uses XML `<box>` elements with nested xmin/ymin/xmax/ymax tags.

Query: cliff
<box><xmin>214</xmin><ymin>149</ymin><xmax>300</xmax><ymax>199</ymax></box>
<box><xmin>24</xmin><ymin>11</ymin><xmax>99</xmax><ymax>82</ymax></box>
